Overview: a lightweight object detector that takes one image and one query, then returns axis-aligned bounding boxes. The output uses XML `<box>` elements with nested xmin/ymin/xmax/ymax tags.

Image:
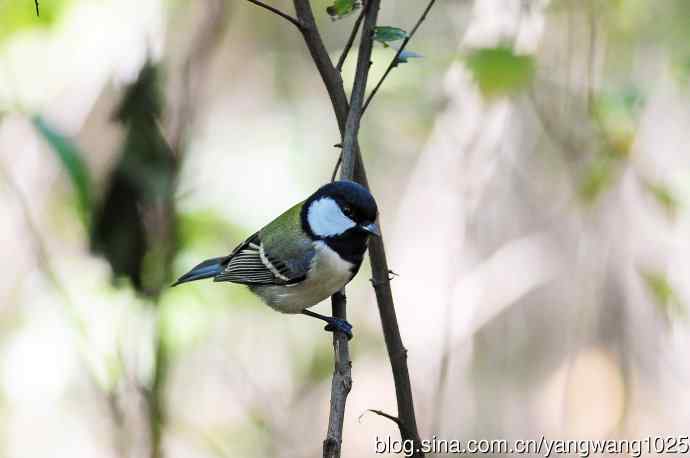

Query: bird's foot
<box><xmin>324</xmin><ymin>317</ymin><xmax>353</xmax><ymax>340</ymax></box>
<box><xmin>301</xmin><ymin>309</ymin><xmax>354</xmax><ymax>340</ymax></box>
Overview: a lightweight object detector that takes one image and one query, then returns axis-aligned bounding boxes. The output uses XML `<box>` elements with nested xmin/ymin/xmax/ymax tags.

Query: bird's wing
<box><xmin>214</xmin><ymin>203</ymin><xmax>314</xmax><ymax>285</ymax></box>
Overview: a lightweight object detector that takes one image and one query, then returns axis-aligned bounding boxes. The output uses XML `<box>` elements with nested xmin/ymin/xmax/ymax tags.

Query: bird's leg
<box><xmin>302</xmin><ymin>309</ymin><xmax>353</xmax><ymax>340</ymax></box>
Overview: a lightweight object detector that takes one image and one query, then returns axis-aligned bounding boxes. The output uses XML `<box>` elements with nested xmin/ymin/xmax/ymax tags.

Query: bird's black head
<box><xmin>301</xmin><ymin>181</ymin><xmax>379</xmax><ymax>264</ymax></box>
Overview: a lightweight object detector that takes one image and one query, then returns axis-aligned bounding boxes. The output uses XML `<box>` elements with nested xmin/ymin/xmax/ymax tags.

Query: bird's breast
<box><xmin>251</xmin><ymin>241</ymin><xmax>356</xmax><ymax>313</ymax></box>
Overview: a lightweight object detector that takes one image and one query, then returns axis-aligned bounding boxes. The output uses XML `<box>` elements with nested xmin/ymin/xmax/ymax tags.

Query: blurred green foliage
<box><xmin>641</xmin><ymin>270</ymin><xmax>687</xmax><ymax>322</ymax></box>
<box><xmin>579</xmin><ymin>87</ymin><xmax>646</xmax><ymax>204</ymax></box>
<box><xmin>163</xmin><ymin>211</ymin><xmax>262</xmax><ymax>355</ymax></box>
<box><xmin>644</xmin><ymin>181</ymin><xmax>679</xmax><ymax>216</ymax></box>
<box><xmin>579</xmin><ymin>153</ymin><xmax>619</xmax><ymax>204</ymax></box>
<box><xmin>465</xmin><ymin>46</ymin><xmax>535</xmax><ymax>97</ymax></box>
<box><xmin>299</xmin><ymin>338</ymin><xmax>335</xmax><ymax>384</ymax></box>
<box><xmin>594</xmin><ymin>87</ymin><xmax>644</xmax><ymax>157</ymax></box>
<box><xmin>33</xmin><ymin>115</ymin><xmax>92</xmax><ymax>226</ymax></box>
<box><xmin>0</xmin><ymin>0</ymin><xmax>72</xmax><ymax>44</ymax></box>
<box><xmin>159</xmin><ymin>288</ymin><xmax>225</xmax><ymax>355</ymax></box>
<box><xmin>178</xmin><ymin>210</ymin><xmax>245</xmax><ymax>253</ymax></box>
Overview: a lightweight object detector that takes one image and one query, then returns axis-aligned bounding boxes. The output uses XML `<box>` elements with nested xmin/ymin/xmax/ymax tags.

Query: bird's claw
<box><xmin>324</xmin><ymin>318</ymin><xmax>353</xmax><ymax>340</ymax></box>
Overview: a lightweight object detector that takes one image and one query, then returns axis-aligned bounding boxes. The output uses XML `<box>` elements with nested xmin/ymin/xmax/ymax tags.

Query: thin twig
<box><xmin>340</xmin><ymin>0</ymin><xmax>379</xmax><ymax>179</ymax></box>
<box><xmin>35</xmin><ymin>0</ymin><xmax>39</xmax><ymax>16</ymax></box>
<box><xmin>362</xmin><ymin>0</ymin><xmax>437</xmax><ymax>114</ymax></box>
<box><xmin>245</xmin><ymin>0</ymin><xmax>303</xmax><ymax>29</ymax></box>
<box><xmin>366</xmin><ymin>409</ymin><xmax>410</xmax><ymax>437</ymax></box>
<box><xmin>331</xmin><ymin>143</ymin><xmax>343</xmax><ymax>182</ymax></box>
<box><xmin>331</xmin><ymin>153</ymin><xmax>342</xmax><ymax>182</ymax></box>
<box><xmin>336</xmin><ymin>9</ymin><xmax>366</xmax><ymax>72</ymax></box>
<box><xmin>292</xmin><ymin>0</ymin><xmax>424</xmax><ymax>455</ymax></box>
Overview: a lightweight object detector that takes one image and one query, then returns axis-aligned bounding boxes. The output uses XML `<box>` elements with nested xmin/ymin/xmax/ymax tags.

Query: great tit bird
<box><xmin>173</xmin><ymin>180</ymin><xmax>380</xmax><ymax>338</ymax></box>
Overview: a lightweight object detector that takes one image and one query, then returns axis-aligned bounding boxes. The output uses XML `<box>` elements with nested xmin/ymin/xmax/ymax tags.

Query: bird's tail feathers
<box><xmin>172</xmin><ymin>257</ymin><xmax>225</xmax><ymax>286</ymax></box>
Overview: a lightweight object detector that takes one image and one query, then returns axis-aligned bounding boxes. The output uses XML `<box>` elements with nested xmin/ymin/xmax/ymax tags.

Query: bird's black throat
<box><xmin>323</xmin><ymin>229</ymin><xmax>369</xmax><ymax>268</ymax></box>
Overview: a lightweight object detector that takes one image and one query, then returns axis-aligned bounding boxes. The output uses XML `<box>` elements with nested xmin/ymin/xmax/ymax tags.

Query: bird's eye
<box><xmin>342</xmin><ymin>205</ymin><xmax>354</xmax><ymax>218</ymax></box>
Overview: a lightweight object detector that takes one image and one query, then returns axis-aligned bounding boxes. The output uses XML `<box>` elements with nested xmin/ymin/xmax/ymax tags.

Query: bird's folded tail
<box><xmin>172</xmin><ymin>257</ymin><xmax>225</xmax><ymax>286</ymax></box>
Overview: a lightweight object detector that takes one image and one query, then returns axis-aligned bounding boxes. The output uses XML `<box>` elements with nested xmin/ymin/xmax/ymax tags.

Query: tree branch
<box><xmin>340</xmin><ymin>0</ymin><xmax>379</xmax><ymax>179</ymax></box>
<box><xmin>325</xmin><ymin>1</ymin><xmax>380</xmax><ymax>455</ymax></box>
<box><xmin>331</xmin><ymin>154</ymin><xmax>342</xmax><ymax>182</ymax></box>
<box><xmin>291</xmin><ymin>4</ymin><xmax>354</xmax><ymax>457</ymax></box>
<box><xmin>292</xmin><ymin>0</ymin><xmax>423</xmax><ymax>456</ymax></box>
<box><xmin>336</xmin><ymin>9</ymin><xmax>365</xmax><ymax>72</ymax></box>
<box><xmin>367</xmin><ymin>409</ymin><xmax>409</xmax><ymax>436</ymax></box>
<box><xmin>323</xmin><ymin>291</ymin><xmax>352</xmax><ymax>458</ymax></box>
<box><xmin>245</xmin><ymin>0</ymin><xmax>303</xmax><ymax>29</ymax></box>
<box><xmin>362</xmin><ymin>0</ymin><xmax>437</xmax><ymax>114</ymax></box>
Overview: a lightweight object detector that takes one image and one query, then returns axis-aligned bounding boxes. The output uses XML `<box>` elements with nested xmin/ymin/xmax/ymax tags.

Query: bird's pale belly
<box><xmin>250</xmin><ymin>241</ymin><xmax>355</xmax><ymax>314</ymax></box>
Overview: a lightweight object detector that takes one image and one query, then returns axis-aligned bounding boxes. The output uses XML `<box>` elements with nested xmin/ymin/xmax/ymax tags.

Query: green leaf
<box><xmin>326</xmin><ymin>0</ymin><xmax>360</xmax><ymax>20</ymax></box>
<box><xmin>464</xmin><ymin>46</ymin><xmax>535</xmax><ymax>97</ymax></box>
<box><xmin>33</xmin><ymin>115</ymin><xmax>92</xmax><ymax>225</ymax></box>
<box><xmin>374</xmin><ymin>26</ymin><xmax>408</xmax><ymax>46</ymax></box>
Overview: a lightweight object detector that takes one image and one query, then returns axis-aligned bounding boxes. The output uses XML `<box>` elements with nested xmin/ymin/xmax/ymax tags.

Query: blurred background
<box><xmin>1</xmin><ymin>0</ymin><xmax>689</xmax><ymax>456</ymax></box>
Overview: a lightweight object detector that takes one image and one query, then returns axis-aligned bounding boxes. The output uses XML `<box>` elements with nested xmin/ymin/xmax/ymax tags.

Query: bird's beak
<box><xmin>360</xmin><ymin>222</ymin><xmax>381</xmax><ymax>237</ymax></box>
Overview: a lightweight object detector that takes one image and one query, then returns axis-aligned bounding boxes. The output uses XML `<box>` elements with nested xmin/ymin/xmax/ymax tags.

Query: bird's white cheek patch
<box><xmin>308</xmin><ymin>197</ymin><xmax>355</xmax><ymax>237</ymax></box>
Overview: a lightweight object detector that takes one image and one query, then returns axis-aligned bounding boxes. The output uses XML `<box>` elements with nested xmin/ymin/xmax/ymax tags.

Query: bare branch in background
<box><xmin>293</xmin><ymin>0</ymin><xmax>423</xmax><ymax>455</ymax></box>
<box><xmin>146</xmin><ymin>2</ymin><xmax>228</xmax><ymax>457</ymax></box>
<box><xmin>362</xmin><ymin>0</ymin><xmax>437</xmax><ymax>114</ymax></box>
<box><xmin>168</xmin><ymin>0</ymin><xmax>227</xmax><ymax>155</ymax></box>
<box><xmin>35</xmin><ymin>0</ymin><xmax>40</xmax><ymax>16</ymax></box>
<box><xmin>245</xmin><ymin>0</ymin><xmax>303</xmax><ymax>30</ymax></box>
<box><xmin>336</xmin><ymin>9</ymin><xmax>366</xmax><ymax>72</ymax></box>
